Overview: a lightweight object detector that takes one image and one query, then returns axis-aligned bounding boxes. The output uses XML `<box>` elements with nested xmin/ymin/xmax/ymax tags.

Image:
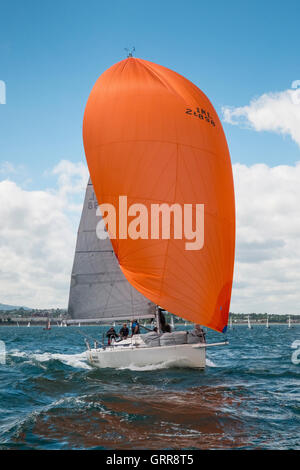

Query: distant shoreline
<box><xmin>0</xmin><ymin>322</ymin><xmax>299</xmax><ymax>327</ymax></box>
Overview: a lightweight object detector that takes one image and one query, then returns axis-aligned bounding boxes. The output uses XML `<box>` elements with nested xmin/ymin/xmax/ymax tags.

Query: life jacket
<box><xmin>132</xmin><ymin>322</ymin><xmax>140</xmax><ymax>334</ymax></box>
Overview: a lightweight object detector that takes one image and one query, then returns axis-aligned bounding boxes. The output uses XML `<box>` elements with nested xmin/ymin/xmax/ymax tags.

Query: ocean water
<box><xmin>0</xmin><ymin>324</ymin><xmax>299</xmax><ymax>450</ymax></box>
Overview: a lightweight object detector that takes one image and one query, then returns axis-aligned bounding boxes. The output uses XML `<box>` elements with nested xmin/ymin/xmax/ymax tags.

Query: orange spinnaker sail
<box><xmin>83</xmin><ymin>58</ymin><xmax>235</xmax><ymax>332</ymax></box>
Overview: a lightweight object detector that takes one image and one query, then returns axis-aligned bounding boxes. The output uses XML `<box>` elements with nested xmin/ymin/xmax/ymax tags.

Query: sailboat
<box><xmin>229</xmin><ymin>316</ymin><xmax>233</xmax><ymax>330</ymax></box>
<box><xmin>170</xmin><ymin>315</ymin><xmax>175</xmax><ymax>330</ymax></box>
<box><xmin>288</xmin><ymin>315</ymin><xmax>292</xmax><ymax>328</ymax></box>
<box><xmin>43</xmin><ymin>318</ymin><xmax>51</xmax><ymax>330</ymax></box>
<box><xmin>266</xmin><ymin>314</ymin><xmax>270</xmax><ymax>329</ymax></box>
<box><xmin>27</xmin><ymin>321</ymin><xmax>31</xmax><ymax>328</ymax></box>
<box><xmin>247</xmin><ymin>315</ymin><xmax>252</xmax><ymax>329</ymax></box>
<box><xmin>67</xmin><ymin>57</ymin><xmax>235</xmax><ymax>369</ymax></box>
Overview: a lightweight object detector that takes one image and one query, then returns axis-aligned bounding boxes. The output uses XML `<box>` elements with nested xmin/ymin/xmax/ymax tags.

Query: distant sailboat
<box><xmin>78</xmin><ymin>322</ymin><xmax>81</xmax><ymax>327</ymax></box>
<box><xmin>288</xmin><ymin>315</ymin><xmax>292</xmax><ymax>328</ymax></box>
<box><xmin>170</xmin><ymin>315</ymin><xmax>175</xmax><ymax>330</ymax></box>
<box><xmin>27</xmin><ymin>321</ymin><xmax>31</xmax><ymax>328</ymax></box>
<box><xmin>247</xmin><ymin>315</ymin><xmax>252</xmax><ymax>329</ymax></box>
<box><xmin>17</xmin><ymin>321</ymin><xmax>19</xmax><ymax>327</ymax></box>
<box><xmin>229</xmin><ymin>316</ymin><xmax>233</xmax><ymax>329</ymax></box>
<box><xmin>43</xmin><ymin>318</ymin><xmax>51</xmax><ymax>330</ymax></box>
<box><xmin>266</xmin><ymin>314</ymin><xmax>270</xmax><ymax>329</ymax></box>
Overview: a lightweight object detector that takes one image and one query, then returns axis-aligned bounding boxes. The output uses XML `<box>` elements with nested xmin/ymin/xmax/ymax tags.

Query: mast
<box><xmin>155</xmin><ymin>306</ymin><xmax>162</xmax><ymax>334</ymax></box>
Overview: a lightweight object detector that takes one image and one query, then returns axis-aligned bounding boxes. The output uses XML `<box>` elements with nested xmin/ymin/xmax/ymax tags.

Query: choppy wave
<box><xmin>10</xmin><ymin>350</ymin><xmax>92</xmax><ymax>370</ymax></box>
<box><xmin>0</xmin><ymin>324</ymin><xmax>299</xmax><ymax>449</ymax></box>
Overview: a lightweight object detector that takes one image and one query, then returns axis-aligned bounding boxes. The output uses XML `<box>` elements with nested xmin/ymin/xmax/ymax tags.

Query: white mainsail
<box><xmin>247</xmin><ymin>315</ymin><xmax>252</xmax><ymax>329</ymax></box>
<box><xmin>67</xmin><ymin>180</ymin><xmax>155</xmax><ymax>324</ymax></box>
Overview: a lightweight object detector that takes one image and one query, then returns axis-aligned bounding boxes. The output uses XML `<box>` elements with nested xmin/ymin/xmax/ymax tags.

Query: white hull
<box><xmin>87</xmin><ymin>340</ymin><xmax>206</xmax><ymax>369</ymax></box>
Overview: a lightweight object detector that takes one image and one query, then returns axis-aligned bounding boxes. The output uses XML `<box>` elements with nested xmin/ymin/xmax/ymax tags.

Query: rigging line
<box><xmin>75</xmin><ymin>250</ymin><xmax>114</xmax><ymax>253</ymax></box>
<box><xmin>72</xmin><ymin>327</ymin><xmax>103</xmax><ymax>345</ymax></box>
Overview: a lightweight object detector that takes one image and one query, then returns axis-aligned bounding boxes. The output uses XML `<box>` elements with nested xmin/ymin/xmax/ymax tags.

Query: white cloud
<box><xmin>222</xmin><ymin>82</ymin><xmax>300</xmax><ymax>147</ymax></box>
<box><xmin>51</xmin><ymin>160</ymin><xmax>89</xmax><ymax>215</ymax></box>
<box><xmin>0</xmin><ymin>161</ymin><xmax>16</xmax><ymax>174</ymax></box>
<box><xmin>0</xmin><ymin>159</ymin><xmax>300</xmax><ymax>314</ymax></box>
<box><xmin>0</xmin><ymin>161</ymin><xmax>88</xmax><ymax>308</ymax></box>
<box><xmin>232</xmin><ymin>161</ymin><xmax>300</xmax><ymax>314</ymax></box>
<box><xmin>52</xmin><ymin>160</ymin><xmax>89</xmax><ymax>198</ymax></box>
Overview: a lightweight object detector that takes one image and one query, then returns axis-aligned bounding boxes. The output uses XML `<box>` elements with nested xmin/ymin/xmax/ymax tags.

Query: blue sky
<box><xmin>1</xmin><ymin>0</ymin><xmax>300</xmax><ymax>311</ymax></box>
<box><xmin>1</xmin><ymin>0</ymin><xmax>300</xmax><ymax>189</ymax></box>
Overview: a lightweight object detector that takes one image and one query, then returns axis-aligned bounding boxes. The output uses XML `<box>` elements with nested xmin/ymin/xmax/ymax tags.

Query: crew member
<box><xmin>193</xmin><ymin>324</ymin><xmax>206</xmax><ymax>343</ymax></box>
<box><xmin>131</xmin><ymin>319</ymin><xmax>140</xmax><ymax>335</ymax></box>
<box><xmin>106</xmin><ymin>326</ymin><xmax>118</xmax><ymax>345</ymax></box>
<box><xmin>119</xmin><ymin>323</ymin><xmax>129</xmax><ymax>339</ymax></box>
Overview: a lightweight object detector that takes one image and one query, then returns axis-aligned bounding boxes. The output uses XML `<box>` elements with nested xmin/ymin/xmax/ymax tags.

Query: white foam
<box><xmin>10</xmin><ymin>350</ymin><xmax>92</xmax><ymax>370</ymax></box>
<box><xmin>10</xmin><ymin>351</ymin><xmax>27</xmax><ymax>358</ymax></box>
<box><xmin>117</xmin><ymin>362</ymin><xmax>171</xmax><ymax>371</ymax></box>
<box><xmin>117</xmin><ymin>358</ymin><xmax>202</xmax><ymax>371</ymax></box>
<box><xmin>206</xmin><ymin>358</ymin><xmax>217</xmax><ymax>367</ymax></box>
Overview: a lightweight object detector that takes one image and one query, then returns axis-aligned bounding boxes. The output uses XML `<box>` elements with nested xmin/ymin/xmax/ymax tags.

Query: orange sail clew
<box><xmin>83</xmin><ymin>58</ymin><xmax>235</xmax><ymax>333</ymax></box>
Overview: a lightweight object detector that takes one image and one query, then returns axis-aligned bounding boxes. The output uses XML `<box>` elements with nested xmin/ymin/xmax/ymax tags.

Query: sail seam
<box><xmin>93</xmin><ymin>139</ymin><xmax>220</xmax><ymax>158</ymax></box>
